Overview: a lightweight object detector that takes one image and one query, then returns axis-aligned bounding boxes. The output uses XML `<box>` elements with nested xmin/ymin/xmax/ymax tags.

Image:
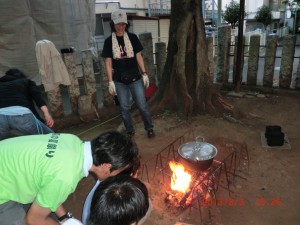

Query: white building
<box><xmin>213</xmin><ymin>0</ymin><xmax>293</xmax><ymax>36</ymax></box>
<box><xmin>94</xmin><ymin>0</ymin><xmax>171</xmax><ymax>50</ymax></box>
<box><xmin>94</xmin><ymin>0</ymin><xmax>290</xmax><ymax>51</ymax></box>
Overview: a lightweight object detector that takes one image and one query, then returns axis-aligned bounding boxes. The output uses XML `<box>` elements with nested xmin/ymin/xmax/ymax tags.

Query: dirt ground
<box><xmin>62</xmin><ymin>91</ymin><xmax>300</xmax><ymax>225</ymax></box>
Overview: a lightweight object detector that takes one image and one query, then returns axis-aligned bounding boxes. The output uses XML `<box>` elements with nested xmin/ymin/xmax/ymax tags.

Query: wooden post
<box><xmin>206</xmin><ymin>36</ymin><xmax>214</xmax><ymax>81</ymax></box>
<box><xmin>263</xmin><ymin>35</ymin><xmax>278</xmax><ymax>87</ymax></box>
<box><xmin>82</xmin><ymin>50</ymin><xmax>98</xmax><ymax>109</ymax></box>
<box><xmin>155</xmin><ymin>42</ymin><xmax>166</xmax><ymax>84</ymax></box>
<box><xmin>247</xmin><ymin>35</ymin><xmax>260</xmax><ymax>86</ymax></box>
<box><xmin>279</xmin><ymin>35</ymin><xmax>296</xmax><ymax>88</ymax></box>
<box><xmin>216</xmin><ymin>25</ymin><xmax>231</xmax><ymax>83</ymax></box>
<box><xmin>47</xmin><ymin>87</ymin><xmax>64</xmax><ymax>118</ymax></box>
<box><xmin>139</xmin><ymin>32</ymin><xmax>156</xmax><ymax>84</ymax></box>
<box><xmin>62</xmin><ymin>52</ymin><xmax>80</xmax><ymax>114</ymax></box>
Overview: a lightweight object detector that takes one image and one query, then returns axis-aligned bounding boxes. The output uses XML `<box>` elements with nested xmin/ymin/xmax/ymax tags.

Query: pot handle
<box><xmin>193</xmin><ymin>136</ymin><xmax>205</xmax><ymax>152</ymax></box>
<box><xmin>195</xmin><ymin>136</ymin><xmax>205</xmax><ymax>142</ymax></box>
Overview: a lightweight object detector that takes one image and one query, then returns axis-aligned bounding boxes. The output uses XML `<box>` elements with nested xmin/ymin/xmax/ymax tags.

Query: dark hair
<box><xmin>118</xmin><ymin>154</ymin><xmax>141</xmax><ymax>177</ymax></box>
<box><xmin>110</xmin><ymin>21</ymin><xmax>130</xmax><ymax>33</ymax></box>
<box><xmin>90</xmin><ymin>175</ymin><xmax>149</xmax><ymax>225</ymax></box>
<box><xmin>1</xmin><ymin>68</ymin><xmax>27</xmax><ymax>82</ymax></box>
<box><xmin>91</xmin><ymin>131</ymin><xmax>139</xmax><ymax>172</ymax></box>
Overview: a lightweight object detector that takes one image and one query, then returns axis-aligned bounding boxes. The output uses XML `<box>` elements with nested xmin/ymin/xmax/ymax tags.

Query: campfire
<box><xmin>169</xmin><ymin>161</ymin><xmax>191</xmax><ymax>193</ymax></box>
<box><xmin>165</xmin><ymin>161</ymin><xmax>215</xmax><ymax>209</ymax></box>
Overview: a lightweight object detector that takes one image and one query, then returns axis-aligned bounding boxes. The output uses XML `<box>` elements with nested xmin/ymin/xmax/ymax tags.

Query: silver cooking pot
<box><xmin>178</xmin><ymin>139</ymin><xmax>218</xmax><ymax>171</ymax></box>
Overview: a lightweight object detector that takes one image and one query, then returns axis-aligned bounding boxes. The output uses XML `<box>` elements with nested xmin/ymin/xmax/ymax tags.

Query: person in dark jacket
<box><xmin>0</xmin><ymin>68</ymin><xmax>54</xmax><ymax>140</ymax></box>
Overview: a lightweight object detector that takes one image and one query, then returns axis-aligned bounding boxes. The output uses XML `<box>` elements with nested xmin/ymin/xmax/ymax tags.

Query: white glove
<box><xmin>108</xmin><ymin>81</ymin><xmax>116</xmax><ymax>95</ymax></box>
<box><xmin>142</xmin><ymin>74</ymin><xmax>149</xmax><ymax>88</ymax></box>
<box><xmin>61</xmin><ymin>218</ymin><xmax>83</xmax><ymax>225</ymax></box>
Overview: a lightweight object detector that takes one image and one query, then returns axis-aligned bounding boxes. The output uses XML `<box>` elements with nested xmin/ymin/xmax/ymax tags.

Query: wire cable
<box><xmin>75</xmin><ymin>114</ymin><xmax>121</xmax><ymax>137</ymax></box>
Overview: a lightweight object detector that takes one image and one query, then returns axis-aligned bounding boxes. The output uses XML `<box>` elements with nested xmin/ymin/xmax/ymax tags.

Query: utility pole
<box><xmin>212</xmin><ymin>0</ymin><xmax>215</xmax><ymax>26</ymax></box>
<box><xmin>217</xmin><ymin>0</ymin><xmax>222</xmax><ymax>28</ymax></box>
<box><xmin>234</xmin><ymin>0</ymin><xmax>245</xmax><ymax>92</ymax></box>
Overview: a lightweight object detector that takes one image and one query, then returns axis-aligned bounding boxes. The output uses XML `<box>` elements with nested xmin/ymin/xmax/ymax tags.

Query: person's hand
<box><xmin>44</xmin><ymin>113</ymin><xmax>54</xmax><ymax>128</ymax></box>
<box><xmin>142</xmin><ymin>74</ymin><xmax>149</xmax><ymax>88</ymax></box>
<box><xmin>40</xmin><ymin>106</ymin><xmax>54</xmax><ymax>128</ymax></box>
<box><xmin>108</xmin><ymin>81</ymin><xmax>116</xmax><ymax>95</ymax></box>
<box><xmin>61</xmin><ymin>218</ymin><xmax>83</xmax><ymax>225</ymax></box>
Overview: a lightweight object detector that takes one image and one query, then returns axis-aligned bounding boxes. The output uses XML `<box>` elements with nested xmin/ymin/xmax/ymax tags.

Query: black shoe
<box><xmin>147</xmin><ymin>129</ymin><xmax>155</xmax><ymax>138</ymax></box>
<box><xmin>127</xmin><ymin>131</ymin><xmax>135</xmax><ymax>138</ymax></box>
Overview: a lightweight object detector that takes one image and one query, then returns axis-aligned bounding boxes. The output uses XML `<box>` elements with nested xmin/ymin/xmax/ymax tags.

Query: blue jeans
<box><xmin>0</xmin><ymin>201</ymin><xmax>26</xmax><ymax>225</ymax></box>
<box><xmin>0</xmin><ymin>113</ymin><xmax>54</xmax><ymax>141</ymax></box>
<box><xmin>0</xmin><ymin>201</ymin><xmax>58</xmax><ymax>225</ymax></box>
<box><xmin>115</xmin><ymin>79</ymin><xmax>153</xmax><ymax>133</ymax></box>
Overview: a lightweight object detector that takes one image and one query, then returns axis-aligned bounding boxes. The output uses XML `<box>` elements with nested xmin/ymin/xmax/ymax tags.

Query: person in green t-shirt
<box><xmin>0</xmin><ymin>131</ymin><xmax>139</xmax><ymax>225</ymax></box>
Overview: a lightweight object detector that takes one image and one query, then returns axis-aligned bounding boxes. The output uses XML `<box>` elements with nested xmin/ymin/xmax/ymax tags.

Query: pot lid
<box><xmin>178</xmin><ymin>141</ymin><xmax>218</xmax><ymax>161</ymax></box>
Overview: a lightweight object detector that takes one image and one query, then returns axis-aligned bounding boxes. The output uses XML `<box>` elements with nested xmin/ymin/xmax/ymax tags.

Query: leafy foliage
<box><xmin>291</xmin><ymin>5</ymin><xmax>300</xmax><ymax>20</ymax></box>
<box><xmin>255</xmin><ymin>5</ymin><xmax>273</xmax><ymax>28</ymax></box>
<box><xmin>223</xmin><ymin>0</ymin><xmax>242</xmax><ymax>28</ymax></box>
<box><xmin>290</xmin><ymin>3</ymin><xmax>300</xmax><ymax>33</ymax></box>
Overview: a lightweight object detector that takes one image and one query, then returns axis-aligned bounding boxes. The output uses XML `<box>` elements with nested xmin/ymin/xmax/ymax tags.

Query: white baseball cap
<box><xmin>111</xmin><ymin>9</ymin><xmax>127</xmax><ymax>24</ymax></box>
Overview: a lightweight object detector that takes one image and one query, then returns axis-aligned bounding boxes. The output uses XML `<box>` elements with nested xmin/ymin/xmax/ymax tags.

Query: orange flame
<box><xmin>169</xmin><ymin>161</ymin><xmax>192</xmax><ymax>193</ymax></box>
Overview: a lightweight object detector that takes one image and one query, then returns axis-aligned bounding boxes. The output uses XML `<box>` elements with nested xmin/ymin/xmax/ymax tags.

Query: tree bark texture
<box><xmin>151</xmin><ymin>0</ymin><xmax>232</xmax><ymax>117</ymax></box>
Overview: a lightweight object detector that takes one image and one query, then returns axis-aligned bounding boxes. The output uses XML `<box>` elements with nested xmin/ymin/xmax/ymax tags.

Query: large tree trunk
<box><xmin>151</xmin><ymin>0</ymin><xmax>233</xmax><ymax>117</ymax></box>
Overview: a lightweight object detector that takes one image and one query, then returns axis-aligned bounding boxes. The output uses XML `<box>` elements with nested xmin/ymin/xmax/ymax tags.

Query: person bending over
<box><xmin>0</xmin><ymin>68</ymin><xmax>54</xmax><ymax>140</ymax></box>
<box><xmin>0</xmin><ymin>131</ymin><xmax>139</xmax><ymax>225</ymax></box>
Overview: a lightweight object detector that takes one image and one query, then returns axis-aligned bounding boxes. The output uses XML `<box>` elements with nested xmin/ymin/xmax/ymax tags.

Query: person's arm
<box><xmin>55</xmin><ymin>205</ymin><xmax>67</xmax><ymax>221</ymax></box>
<box><xmin>136</xmin><ymin>52</ymin><xmax>147</xmax><ymax>74</ymax></box>
<box><xmin>27</xmin><ymin>79</ymin><xmax>54</xmax><ymax>126</ymax></box>
<box><xmin>105</xmin><ymin>57</ymin><xmax>116</xmax><ymax>95</ymax></box>
<box><xmin>25</xmin><ymin>201</ymin><xmax>59</xmax><ymax>225</ymax></box>
<box><xmin>136</xmin><ymin>52</ymin><xmax>149</xmax><ymax>88</ymax></box>
<box><xmin>40</xmin><ymin>105</ymin><xmax>54</xmax><ymax>128</ymax></box>
<box><xmin>105</xmin><ymin>58</ymin><xmax>113</xmax><ymax>82</ymax></box>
